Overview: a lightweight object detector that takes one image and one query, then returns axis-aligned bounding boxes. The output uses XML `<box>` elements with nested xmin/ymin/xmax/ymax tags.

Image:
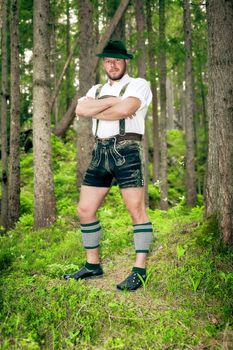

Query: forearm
<box><xmin>95</xmin><ymin>108</ymin><xmax>127</xmax><ymax>121</ymax></box>
<box><xmin>95</xmin><ymin>97</ymin><xmax>141</xmax><ymax>121</ymax></box>
<box><xmin>76</xmin><ymin>97</ymin><xmax>120</xmax><ymax>117</ymax></box>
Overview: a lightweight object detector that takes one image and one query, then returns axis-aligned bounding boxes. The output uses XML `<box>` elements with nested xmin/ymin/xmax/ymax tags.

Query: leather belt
<box><xmin>97</xmin><ymin>133</ymin><xmax>142</xmax><ymax>142</ymax></box>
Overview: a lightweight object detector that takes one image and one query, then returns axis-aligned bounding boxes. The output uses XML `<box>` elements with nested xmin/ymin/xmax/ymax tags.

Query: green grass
<box><xmin>1</xmin><ymin>198</ymin><xmax>232</xmax><ymax>349</ymax></box>
<box><xmin>0</xmin><ymin>132</ymin><xmax>232</xmax><ymax>349</ymax></box>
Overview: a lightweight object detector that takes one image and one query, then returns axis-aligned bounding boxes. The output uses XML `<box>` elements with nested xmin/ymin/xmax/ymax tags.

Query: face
<box><xmin>103</xmin><ymin>58</ymin><xmax>128</xmax><ymax>81</ymax></box>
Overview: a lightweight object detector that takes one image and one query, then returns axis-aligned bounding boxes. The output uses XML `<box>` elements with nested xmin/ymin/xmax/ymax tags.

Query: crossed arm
<box><xmin>75</xmin><ymin>96</ymin><xmax>141</xmax><ymax>121</ymax></box>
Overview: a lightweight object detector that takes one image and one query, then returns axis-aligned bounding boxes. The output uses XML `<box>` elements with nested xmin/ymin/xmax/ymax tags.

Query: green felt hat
<box><xmin>96</xmin><ymin>40</ymin><xmax>134</xmax><ymax>59</ymax></box>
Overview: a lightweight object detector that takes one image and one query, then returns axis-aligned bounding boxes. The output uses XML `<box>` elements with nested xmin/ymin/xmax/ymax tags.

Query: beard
<box><xmin>106</xmin><ymin>61</ymin><xmax>127</xmax><ymax>81</ymax></box>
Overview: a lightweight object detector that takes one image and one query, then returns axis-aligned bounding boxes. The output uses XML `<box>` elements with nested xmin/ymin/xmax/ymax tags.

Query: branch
<box><xmin>50</xmin><ymin>35</ymin><xmax>79</xmax><ymax>110</ymax></box>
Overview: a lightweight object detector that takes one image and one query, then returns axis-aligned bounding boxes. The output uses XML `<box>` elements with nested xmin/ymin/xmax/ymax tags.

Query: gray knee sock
<box><xmin>133</xmin><ymin>221</ymin><xmax>153</xmax><ymax>253</ymax></box>
<box><xmin>81</xmin><ymin>220</ymin><xmax>101</xmax><ymax>249</ymax></box>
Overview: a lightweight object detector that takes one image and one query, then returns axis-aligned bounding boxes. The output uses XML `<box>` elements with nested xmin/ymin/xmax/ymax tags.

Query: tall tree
<box><xmin>65</xmin><ymin>0</ymin><xmax>71</xmax><ymax>109</ymax></box>
<box><xmin>50</xmin><ymin>3</ymin><xmax>59</xmax><ymax>123</ymax></box>
<box><xmin>0</xmin><ymin>0</ymin><xmax>9</xmax><ymax>229</ymax></box>
<box><xmin>205</xmin><ymin>0</ymin><xmax>233</xmax><ymax>247</ymax></box>
<box><xmin>77</xmin><ymin>0</ymin><xmax>96</xmax><ymax>186</ymax></box>
<box><xmin>158</xmin><ymin>0</ymin><xmax>168</xmax><ymax>210</ymax></box>
<box><xmin>183</xmin><ymin>0</ymin><xmax>197</xmax><ymax>207</ymax></box>
<box><xmin>146</xmin><ymin>0</ymin><xmax>159</xmax><ymax>183</ymax></box>
<box><xmin>33</xmin><ymin>0</ymin><xmax>56</xmax><ymax>227</ymax></box>
<box><xmin>135</xmin><ymin>0</ymin><xmax>149</xmax><ymax>206</ymax></box>
<box><xmin>8</xmin><ymin>0</ymin><xmax>20</xmax><ymax>228</ymax></box>
<box><xmin>166</xmin><ymin>77</ymin><xmax>175</xmax><ymax>130</ymax></box>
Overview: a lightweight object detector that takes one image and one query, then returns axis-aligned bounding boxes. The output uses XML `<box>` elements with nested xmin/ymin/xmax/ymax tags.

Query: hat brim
<box><xmin>96</xmin><ymin>52</ymin><xmax>133</xmax><ymax>59</ymax></box>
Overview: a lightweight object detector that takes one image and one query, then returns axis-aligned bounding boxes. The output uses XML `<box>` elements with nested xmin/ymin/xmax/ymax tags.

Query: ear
<box><xmin>125</xmin><ymin>59</ymin><xmax>129</xmax><ymax>66</ymax></box>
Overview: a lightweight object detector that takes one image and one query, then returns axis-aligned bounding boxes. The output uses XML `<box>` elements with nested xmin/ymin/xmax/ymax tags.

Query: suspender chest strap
<box><xmin>94</xmin><ymin>82</ymin><xmax>130</xmax><ymax>137</ymax></box>
<box><xmin>94</xmin><ymin>85</ymin><xmax>102</xmax><ymax>137</ymax></box>
<box><xmin>118</xmin><ymin>83</ymin><xmax>129</xmax><ymax>136</ymax></box>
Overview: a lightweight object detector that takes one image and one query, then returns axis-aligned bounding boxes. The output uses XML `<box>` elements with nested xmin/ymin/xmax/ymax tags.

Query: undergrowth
<box><xmin>0</xmin><ymin>132</ymin><xmax>232</xmax><ymax>349</ymax></box>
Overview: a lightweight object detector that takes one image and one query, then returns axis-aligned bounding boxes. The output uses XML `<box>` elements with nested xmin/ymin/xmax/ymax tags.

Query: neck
<box><xmin>109</xmin><ymin>73</ymin><xmax>128</xmax><ymax>86</ymax></box>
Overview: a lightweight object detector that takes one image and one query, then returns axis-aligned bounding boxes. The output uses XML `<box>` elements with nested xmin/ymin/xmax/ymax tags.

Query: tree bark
<box><xmin>206</xmin><ymin>0</ymin><xmax>233</xmax><ymax>247</ymax></box>
<box><xmin>146</xmin><ymin>0</ymin><xmax>159</xmax><ymax>183</ymax></box>
<box><xmin>8</xmin><ymin>0</ymin><xmax>20</xmax><ymax>228</ymax></box>
<box><xmin>65</xmin><ymin>0</ymin><xmax>71</xmax><ymax>109</ymax></box>
<box><xmin>183</xmin><ymin>0</ymin><xmax>197</xmax><ymax>207</ymax></box>
<box><xmin>0</xmin><ymin>0</ymin><xmax>9</xmax><ymax>229</ymax></box>
<box><xmin>77</xmin><ymin>0</ymin><xmax>96</xmax><ymax>186</ymax></box>
<box><xmin>50</xmin><ymin>11</ymin><xmax>59</xmax><ymax>123</ymax></box>
<box><xmin>158</xmin><ymin>0</ymin><xmax>168</xmax><ymax>210</ymax></box>
<box><xmin>135</xmin><ymin>0</ymin><xmax>149</xmax><ymax>206</ymax></box>
<box><xmin>166</xmin><ymin>77</ymin><xmax>175</xmax><ymax>130</ymax></box>
<box><xmin>52</xmin><ymin>0</ymin><xmax>130</xmax><ymax>138</ymax></box>
<box><xmin>33</xmin><ymin>0</ymin><xmax>56</xmax><ymax>228</ymax></box>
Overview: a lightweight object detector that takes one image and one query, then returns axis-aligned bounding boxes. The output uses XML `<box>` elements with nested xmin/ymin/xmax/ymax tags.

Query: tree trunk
<box><xmin>65</xmin><ymin>0</ymin><xmax>71</xmax><ymax>109</ymax></box>
<box><xmin>158</xmin><ymin>0</ymin><xmax>168</xmax><ymax>210</ymax></box>
<box><xmin>183</xmin><ymin>0</ymin><xmax>197</xmax><ymax>207</ymax></box>
<box><xmin>0</xmin><ymin>0</ymin><xmax>9</xmax><ymax>229</ymax></box>
<box><xmin>77</xmin><ymin>0</ymin><xmax>96</xmax><ymax>186</ymax></box>
<box><xmin>50</xmin><ymin>5</ymin><xmax>59</xmax><ymax>123</ymax></box>
<box><xmin>8</xmin><ymin>0</ymin><xmax>20</xmax><ymax>228</ymax></box>
<box><xmin>166</xmin><ymin>76</ymin><xmax>175</xmax><ymax>130</ymax></box>
<box><xmin>33</xmin><ymin>0</ymin><xmax>56</xmax><ymax>228</ymax></box>
<box><xmin>198</xmin><ymin>62</ymin><xmax>208</xmax><ymax>142</ymax></box>
<box><xmin>135</xmin><ymin>0</ymin><xmax>149</xmax><ymax>206</ymax></box>
<box><xmin>146</xmin><ymin>0</ymin><xmax>159</xmax><ymax>183</ymax></box>
<box><xmin>206</xmin><ymin>0</ymin><xmax>233</xmax><ymax>247</ymax></box>
<box><xmin>52</xmin><ymin>0</ymin><xmax>130</xmax><ymax>138</ymax></box>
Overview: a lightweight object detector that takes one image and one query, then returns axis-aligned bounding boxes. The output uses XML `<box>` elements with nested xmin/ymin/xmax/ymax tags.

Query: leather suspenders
<box><xmin>94</xmin><ymin>82</ymin><xmax>130</xmax><ymax>137</ymax></box>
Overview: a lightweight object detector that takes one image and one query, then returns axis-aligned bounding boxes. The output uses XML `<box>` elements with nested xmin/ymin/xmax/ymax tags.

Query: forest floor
<box><xmin>0</xmin><ymin>133</ymin><xmax>233</xmax><ymax>349</ymax></box>
<box><xmin>0</xmin><ymin>200</ymin><xmax>233</xmax><ymax>350</ymax></box>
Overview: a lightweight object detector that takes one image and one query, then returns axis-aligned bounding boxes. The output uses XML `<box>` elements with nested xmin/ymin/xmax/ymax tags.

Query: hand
<box><xmin>128</xmin><ymin>112</ymin><xmax>136</xmax><ymax>119</ymax></box>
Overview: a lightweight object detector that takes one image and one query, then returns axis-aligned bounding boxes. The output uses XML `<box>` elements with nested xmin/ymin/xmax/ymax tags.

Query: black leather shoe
<box><xmin>64</xmin><ymin>265</ymin><xmax>104</xmax><ymax>280</ymax></box>
<box><xmin>116</xmin><ymin>272</ymin><xmax>146</xmax><ymax>291</ymax></box>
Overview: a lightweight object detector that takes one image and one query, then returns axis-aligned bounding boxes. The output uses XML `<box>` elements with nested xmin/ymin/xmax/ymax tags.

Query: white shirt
<box><xmin>85</xmin><ymin>74</ymin><xmax>152</xmax><ymax>138</ymax></box>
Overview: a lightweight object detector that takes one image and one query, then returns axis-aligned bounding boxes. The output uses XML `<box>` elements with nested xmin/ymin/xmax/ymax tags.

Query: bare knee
<box><xmin>77</xmin><ymin>203</ymin><xmax>96</xmax><ymax>222</ymax></box>
<box><xmin>128</xmin><ymin>206</ymin><xmax>148</xmax><ymax>224</ymax></box>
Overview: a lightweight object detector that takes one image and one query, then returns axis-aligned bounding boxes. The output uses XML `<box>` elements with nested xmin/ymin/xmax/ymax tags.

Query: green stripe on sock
<box><xmin>81</xmin><ymin>227</ymin><xmax>101</xmax><ymax>233</ymax></box>
<box><xmin>81</xmin><ymin>221</ymin><xmax>99</xmax><ymax>227</ymax></box>
<box><xmin>133</xmin><ymin>222</ymin><xmax>151</xmax><ymax>227</ymax></box>
<box><xmin>133</xmin><ymin>221</ymin><xmax>153</xmax><ymax>253</ymax></box>
<box><xmin>81</xmin><ymin>221</ymin><xmax>101</xmax><ymax>249</ymax></box>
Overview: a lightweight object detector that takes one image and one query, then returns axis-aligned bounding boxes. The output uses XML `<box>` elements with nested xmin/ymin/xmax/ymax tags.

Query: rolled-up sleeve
<box><xmin>122</xmin><ymin>78</ymin><xmax>152</xmax><ymax>110</ymax></box>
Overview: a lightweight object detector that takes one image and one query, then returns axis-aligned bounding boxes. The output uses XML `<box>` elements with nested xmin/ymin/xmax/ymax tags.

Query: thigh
<box><xmin>83</xmin><ymin>142</ymin><xmax>113</xmax><ymax>188</ymax></box>
<box><xmin>78</xmin><ymin>185</ymin><xmax>109</xmax><ymax>215</ymax></box>
<box><xmin>113</xmin><ymin>141</ymin><xmax>144</xmax><ymax>188</ymax></box>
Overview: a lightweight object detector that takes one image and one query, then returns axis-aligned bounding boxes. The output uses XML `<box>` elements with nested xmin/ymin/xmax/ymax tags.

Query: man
<box><xmin>65</xmin><ymin>40</ymin><xmax>153</xmax><ymax>291</ymax></box>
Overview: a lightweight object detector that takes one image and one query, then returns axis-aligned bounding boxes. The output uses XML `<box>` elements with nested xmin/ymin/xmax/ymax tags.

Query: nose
<box><xmin>109</xmin><ymin>61</ymin><xmax>117</xmax><ymax>66</ymax></box>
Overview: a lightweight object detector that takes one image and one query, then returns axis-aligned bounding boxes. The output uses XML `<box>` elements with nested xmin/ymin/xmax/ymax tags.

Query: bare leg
<box><xmin>121</xmin><ymin>187</ymin><xmax>149</xmax><ymax>269</ymax></box>
<box><xmin>77</xmin><ymin>185</ymin><xmax>109</xmax><ymax>264</ymax></box>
